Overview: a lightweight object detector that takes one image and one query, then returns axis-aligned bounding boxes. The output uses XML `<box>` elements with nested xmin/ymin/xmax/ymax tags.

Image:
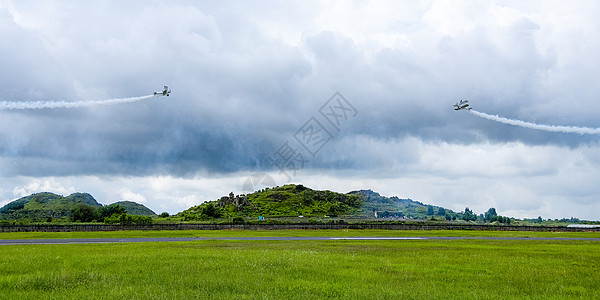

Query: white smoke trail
<box><xmin>0</xmin><ymin>95</ymin><xmax>156</xmax><ymax>110</ymax></box>
<box><xmin>469</xmin><ymin>109</ymin><xmax>600</xmax><ymax>135</ymax></box>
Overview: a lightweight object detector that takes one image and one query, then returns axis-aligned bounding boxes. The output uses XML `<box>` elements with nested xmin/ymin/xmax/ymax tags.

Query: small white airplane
<box><xmin>154</xmin><ymin>86</ymin><xmax>171</xmax><ymax>96</ymax></box>
<box><xmin>453</xmin><ymin>100</ymin><xmax>471</xmax><ymax>110</ymax></box>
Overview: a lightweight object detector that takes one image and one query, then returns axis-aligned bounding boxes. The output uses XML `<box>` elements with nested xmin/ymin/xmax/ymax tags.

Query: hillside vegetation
<box><xmin>1</xmin><ymin>185</ymin><xmax>593</xmax><ymax>226</ymax></box>
<box><xmin>177</xmin><ymin>184</ymin><xmax>449</xmax><ymax>221</ymax></box>
<box><xmin>112</xmin><ymin>201</ymin><xmax>156</xmax><ymax>216</ymax></box>
<box><xmin>175</xmin><ymin>184</ymin><xmax>524</xmax><ymax>225</ymax></box>
<box><xmin>0</xmin><ymin>193</ymin><xmax>156</xmax><ymax>223</ymax></box>
<box><xmin>0</xmin><ymin>192</ymin><xmax>101</xmax><ymax>221</ymax></box>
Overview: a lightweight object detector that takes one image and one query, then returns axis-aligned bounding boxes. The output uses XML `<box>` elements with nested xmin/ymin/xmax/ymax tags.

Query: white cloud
<box><xmin>1</xmin><ymin>137</ymin><xmax>599</xmax><ymax>219</ymax></box>
<box><xmin>118</xmin><ymin>188</ymin><xmax>147</xmax><ymax>204</ymax></box>
<box><xmin>286</xmin><ymin>138</ymin><xmax>600</xmax><ymax>219</ymax></box>
<box><xmin>11</xmin><ymin>177</ymin><xmax>76</xmax><ymax>198</ymax></box>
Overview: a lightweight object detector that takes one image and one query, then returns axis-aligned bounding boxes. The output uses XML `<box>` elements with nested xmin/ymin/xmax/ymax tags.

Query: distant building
<box><xmin>567</xmin><ymin>224</ymin><xmax>600</xmax><ymax>228</ymax></box>
<box><xmin>374</xmin><ymin>211</ymin><xmax>404</xmax><ymax>219</ymax></box>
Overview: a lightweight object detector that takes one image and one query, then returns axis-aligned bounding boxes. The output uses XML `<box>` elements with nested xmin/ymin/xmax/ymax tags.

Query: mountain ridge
<box><xmin>0</xmin><ymin>192</ymin><xmax>101</xmax><ymax>221</ymax></box>
<box><xmin>177</xmin><ymin>184</ymin><xmax>452</xmax><ymax>221</ymax></box>
<box><xmin>0</xmin><ymin>192</ymin><xmax>156</xmax><ymax>221</ymax></box>
<box><xmin>111</xmin><ymin>201</ymin><xmax>156</xmax><ymax>216</ymax></box>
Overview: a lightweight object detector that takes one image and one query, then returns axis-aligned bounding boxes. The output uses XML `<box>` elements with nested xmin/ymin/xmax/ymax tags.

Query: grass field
<box><xmin>2</xmin><ymin>229</ymin><xmax>600</xmax><ymax>240</ymax></box>
<box><xmin>1</xmin><ymin>230</ymin><xmax>599</xmax><ymax>299</ymax></box>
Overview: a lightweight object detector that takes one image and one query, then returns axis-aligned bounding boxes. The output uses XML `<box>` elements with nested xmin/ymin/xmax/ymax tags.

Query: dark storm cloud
<box><xmin>1</xmin><ymin>0</ymin><xmax>600</xmax><ymax>179</ymax></box>
<box><xmin>0</xmin><ymin>1</ymin><xmax>312</xmax><ymax>177</ymax></box>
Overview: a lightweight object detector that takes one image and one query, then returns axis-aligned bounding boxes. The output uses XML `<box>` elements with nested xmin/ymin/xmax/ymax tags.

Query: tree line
<box><xmin>71</xmin><ymin>203</ymin><xmax>152</xmax><ymax>224</ymax></box>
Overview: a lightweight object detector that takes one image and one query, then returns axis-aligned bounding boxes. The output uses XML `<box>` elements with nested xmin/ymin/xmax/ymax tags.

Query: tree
<box><xmin>328</xmin><ymin>202</ymin><xmax>344</xmax><ymax>215</ymax></box>
<box><xmin>427</xmin><ymin>206</ymin><xmax>434</xmax><ymax>216</ymax></box>
<box><xmin>159</xmin><ymin>212</ymin><xmax>169</xmax><ymax>218</ymax></box>
<box><xmin>201</xmin><ymin>203</ymin><xmax>221</xmax><ymax>219</ymax></box>
<box><xmin>484</xmin><ymin>208</ymin><xmax>497</xmax><ymax>222</ymax></box>
<box><xmin>98</xmin><ymin>204</ymin><xmax>126</xmax><ymax>220</ymax></box>
<box><xmin>437</xmin><ymin>207</ymin><xmax>446</xmax><ymax>216</ymax></box>
<box><xmin>104</xmin><ymin>213</ymin><xmax>152</xmax><ymax>225</ymax></box>
<box><xmin>462</xmin><ymin>207</ymin><xmax>476</xmax><ymax>221</ymax></box>
<box><xmin>232</xmin><ymin>216</ymin><xmax>245</xmax><ymax>224</ymax></box>
<box><xmin>71</xmin><ymin>204</ymin><xmax>98</xmax><ymax>222</ymax></box>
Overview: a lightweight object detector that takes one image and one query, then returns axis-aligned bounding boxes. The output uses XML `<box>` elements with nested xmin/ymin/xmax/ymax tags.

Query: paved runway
<box><xmin>1</xmin><ymin>236</ymin><xmax>599</xmax><ymax>245</ymax></box>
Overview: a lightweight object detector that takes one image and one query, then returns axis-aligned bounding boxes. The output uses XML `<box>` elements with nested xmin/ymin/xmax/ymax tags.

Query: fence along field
<box><xmin>2</xmin><ymin>222</ymin><xmax>600</xmax><ymax>233</ymax></box>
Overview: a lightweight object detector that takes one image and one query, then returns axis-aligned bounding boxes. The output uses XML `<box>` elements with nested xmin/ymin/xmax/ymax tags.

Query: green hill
<box><xmin>110</xmin><ymin>201</ymin><xmax>156</xmax><ymax>216</ymax></box>
<box><xmin>178</xmin><ymin>184</ymin><xmax>362</xmax><ymax>220</ymax></box>
<box><xmin>177</xmin><ymin>184</ymin><xmax>452</xmax><ymax>221</ymax></box>
<box><xmin>0</xmin><ymin>192</ymin><xmax>101</xmax><ymax>221</ymax></box>
<box><xmin>0</xmin><ymin>186</ymin><xmax>510</xmax><ymax>224</ymax></box>
<box><xmin>349</xmin><ymin>189</ymin><xmax>455</xmax><ymax>219</ymax></box>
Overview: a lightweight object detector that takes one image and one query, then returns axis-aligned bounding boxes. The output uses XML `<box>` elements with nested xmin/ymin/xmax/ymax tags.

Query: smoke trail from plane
<box><xmin>0</xmin><ymin>95</ymin><xmax>155</xmax><ymax>110</ymax></box>
<box><xmin>469</xmin><ymin>109</ymin><xmax>600</xmax><ymax>135</ymax></box>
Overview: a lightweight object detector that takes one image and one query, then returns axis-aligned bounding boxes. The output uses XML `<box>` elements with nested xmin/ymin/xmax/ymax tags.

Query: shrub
<box><xmin>104</xmin><ymin>213</ymin><xmax>152</xmax><ymax>225</ymax></box>
<box><xmin>232</xmin><ymin>216</ymin><xmax>245</xmax><ymax>224</ymax></box>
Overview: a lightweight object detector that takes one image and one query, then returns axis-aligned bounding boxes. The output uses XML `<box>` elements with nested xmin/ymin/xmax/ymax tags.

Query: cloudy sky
<box><xmin>1</xmin><ymin>0</ymin><xmax>599</xmax><ymax>219</ymax></box>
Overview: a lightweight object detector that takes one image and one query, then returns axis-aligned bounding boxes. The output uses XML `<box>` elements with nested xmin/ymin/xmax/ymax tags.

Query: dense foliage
<box><xmin>0</xmin><ymin>192</ymin><xmax>101</xmax><ymax>221</ymax></box>
<box><xmin>1</xmin><ymin>186</ymin><xmax>594</xmax><ymax>225</ymax></box>
<box><xmin>110</xmin><ymin>201</ymin><xmax>156</xmax><ymax>216</ymax></box>
<box><xmin>0</xmin><ymin>192</ymin><xmax>156</xmax><ymax>224</ymax></box>
<box><xmin>176</xmin><ymin>185</ymin><xmax>521</xmax><ymax>225</ymax></box>
<box><xmin>103</xmin><ymin>213</ymin><xmax>153</xmax><ymax>225</ymax></box>
<box><xmin>178</xmin><ymin>184</ymin><xmax>363</xmax><ymax>221</ymax></box>
<box><xmin>71</xmin><ymin>203</ymin><xmax>127</xmax><ymax>223</ymax></box>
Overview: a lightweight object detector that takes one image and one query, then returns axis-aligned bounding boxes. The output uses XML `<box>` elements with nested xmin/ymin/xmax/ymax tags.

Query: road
<box><xmin>1</xmin><ymin>236</ymin><xmax>599</xmax><ymax>245</ymax></box>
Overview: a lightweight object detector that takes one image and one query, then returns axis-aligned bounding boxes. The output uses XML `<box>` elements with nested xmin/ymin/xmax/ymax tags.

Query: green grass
<box><xmin>1</xmin><ymin>229</ymin><xmax>600</xmax><ymax>240</ymax></box>
<box><xmin>0</xmin><ymin>236</ymin><xmax>599</xmax><ymax>299</ymax></box>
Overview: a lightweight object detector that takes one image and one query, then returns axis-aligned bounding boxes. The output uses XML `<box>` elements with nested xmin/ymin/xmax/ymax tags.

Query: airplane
<box><xmin>154</xmin><ymin>86</ymin><xmax>171</xmax><ymax>96</ymax></box>
<box><xmin>453</xmin><ymin>99</ymin><xmax>471</xmax><ymax>110</ymax></box>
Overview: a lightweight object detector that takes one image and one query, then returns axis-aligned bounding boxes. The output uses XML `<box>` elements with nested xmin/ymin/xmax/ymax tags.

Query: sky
<box><xmin>1</xmin><ymin>0</ymin><xmax>599</xmax><ymax>219</ymax></box>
